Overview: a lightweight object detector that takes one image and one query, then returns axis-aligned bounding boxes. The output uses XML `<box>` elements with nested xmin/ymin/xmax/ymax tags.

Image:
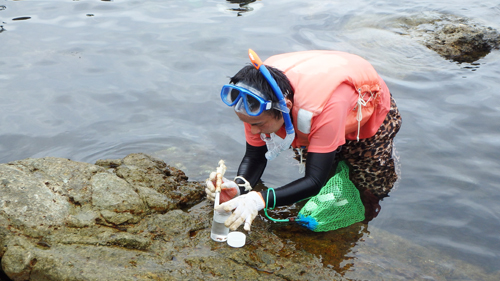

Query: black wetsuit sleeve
<box><xmin>235</xmin><ymin>142</ymin><xmax>268</xmax><ymax>194</ymax></box>
<box><xmin>260</xmin><ymin>150</ymin><xmax>337</xmax><ymax>208</ymax></box>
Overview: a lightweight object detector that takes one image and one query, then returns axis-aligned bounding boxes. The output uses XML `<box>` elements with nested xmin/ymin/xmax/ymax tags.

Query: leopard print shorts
<box><xmin>293</xmin><ymin>96</ymin><xmax>402</xmax><ymax>199</ymax></box>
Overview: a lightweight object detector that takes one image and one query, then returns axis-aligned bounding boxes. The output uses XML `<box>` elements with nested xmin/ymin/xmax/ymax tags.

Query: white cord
<box><xmin>355</xmin><ymin>88</ymin><xmax>375</xmax><ymax>141</ymax></box>
<box><xmin>234</xmin><ymin>176</ymin><xmax>252</xmax><ymax>192</ymax></box>
<box><xmin>295</xmin><ymin>147</ymin><xmax>306</xmax><ymax>174</ymax></box>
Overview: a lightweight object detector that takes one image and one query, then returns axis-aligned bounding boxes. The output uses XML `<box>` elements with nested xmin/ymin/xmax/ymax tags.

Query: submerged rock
<box><xmin>396</xmin><ymin>12</ymin><xmax>500</xmax><ymax>63</ymax></box>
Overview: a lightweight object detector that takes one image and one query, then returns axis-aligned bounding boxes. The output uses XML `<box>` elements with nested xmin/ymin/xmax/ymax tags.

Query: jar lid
<box><xmin>227</xmin><ymin>231</ymin><xmax>246</xmax><ymax>248</ymax></box>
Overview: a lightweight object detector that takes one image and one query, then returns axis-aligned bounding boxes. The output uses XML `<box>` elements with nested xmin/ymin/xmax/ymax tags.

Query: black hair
<box><xmin>229</xmin><ymin>64</ymin><xmax>294</xmax><ymax>120</ymax></box>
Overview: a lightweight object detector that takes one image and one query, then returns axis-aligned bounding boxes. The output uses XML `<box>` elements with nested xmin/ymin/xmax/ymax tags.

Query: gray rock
<box><xmin>91</xmin><ymin>172</ymin><xmax>147</xmax><ymax>225</ymax></box>
<box><xmin>0</xmin><ymin>153</ymin><xmax>344</xmax><ymax>280</ymax></box>
<box><xmin>395</xmin><ymin>12</ymin><xmax>500</xmax><ymax>63</ymax></box>
<box><xmin>0</xmin><ymin>160</ymin><xmax>72</xmax><ymax>238</ymax></box>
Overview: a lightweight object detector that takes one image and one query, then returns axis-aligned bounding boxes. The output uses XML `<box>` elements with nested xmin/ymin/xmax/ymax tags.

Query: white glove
<box><xmin>205</xmin><ymin>172</ymin><xmax>240</xmax><ymax>204</ymax></box>
<box><xmin>215</xmin><ymin>191</ymin><xmax>265</xmax><ymax>231</ymax></box>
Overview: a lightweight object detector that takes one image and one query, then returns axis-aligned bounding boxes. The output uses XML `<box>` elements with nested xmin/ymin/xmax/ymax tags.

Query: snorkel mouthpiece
<box><xmin>248</xmin><ymin>49</ymin><xmax>295</xmax><ymax>160</ymax></box>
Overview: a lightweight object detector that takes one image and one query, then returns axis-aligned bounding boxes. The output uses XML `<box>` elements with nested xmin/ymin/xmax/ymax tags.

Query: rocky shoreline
<box><xmin>0</xmin><ymin>153</ymin><xmax>345</xmax><ymax>280</ymax></box>
<box><xmin>1</xmin><ymin>153</ymin><xmax>499</xmax><ymax>280</ymax></box>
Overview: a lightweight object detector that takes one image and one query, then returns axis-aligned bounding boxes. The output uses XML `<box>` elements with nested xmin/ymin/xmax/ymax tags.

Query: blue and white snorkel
<box><xmin>248</xmin><ymin>49</ymin><xmax>295</xmax><ymax>160</ymax></box>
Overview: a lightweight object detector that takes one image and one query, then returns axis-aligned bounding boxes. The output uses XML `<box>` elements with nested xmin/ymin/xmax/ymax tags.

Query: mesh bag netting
<box><xmin>297</xmin><ymin>161</ymin><xmax>365</xmax><ymax>232</ymax></box>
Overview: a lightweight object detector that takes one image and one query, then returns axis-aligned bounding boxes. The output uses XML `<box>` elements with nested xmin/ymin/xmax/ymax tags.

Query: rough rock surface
<box><xmin>0</xmin><ymin>153</ymin><xmax>344</xmax><ymax>281</ymax></box>
<box><xmin>396</xmin><ymin>12</ymin><xmax>500</xmax><ymax>63</ymax></box>
<box><xmin>1</xmin><ymin>153</ymin><xmax>499</xmax><ymax>281</ymax></box>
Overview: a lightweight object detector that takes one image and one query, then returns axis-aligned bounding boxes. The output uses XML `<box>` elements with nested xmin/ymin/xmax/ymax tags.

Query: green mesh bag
<box><xmin>297</xmin><ymin>161</ymin><xmax>365</xmax><ymax>232</ymax></box>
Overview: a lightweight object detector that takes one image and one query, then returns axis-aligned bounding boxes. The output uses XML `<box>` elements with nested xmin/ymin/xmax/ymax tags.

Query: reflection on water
<box><xmin>226</xmin><ymin>0</ymin><xmax>256</xmax><ymax>16</ymax></box>
<box><xmin>12</xmin><ymin>16</ymin><xmax>30</xmax><ymax>21</ymax></box>
<box><xmin>265</xmin><ymin>206</ymin><xmax>500</xmax><ymax>280</ymax></box>
<box><xmin>272</xmin><ymin>219</ymin><xmax>368</xmax><ymax>274</ymax></box>
<box><xmin>258</xmin><ymin>193</ymin><xmax>364</xmax><ymax>273</ymax></box>
<box><xmin>0</xmin><ymin>5</ymin><xmax>5</xmax><ymax>33</ymax></box>
<box><xmin>256</xmin><ymin>177</ymin><xmax>384</xmax><ymax>275</ymax></box>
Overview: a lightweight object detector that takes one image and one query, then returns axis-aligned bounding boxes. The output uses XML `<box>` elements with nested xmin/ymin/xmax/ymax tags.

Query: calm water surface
<box><xmin>1</xmin><ymin>0</ymin><xmax>499</xmax><ymax>278</ymax></box>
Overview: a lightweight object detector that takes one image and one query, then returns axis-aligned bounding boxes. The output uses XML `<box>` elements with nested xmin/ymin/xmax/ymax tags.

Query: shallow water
<box><xmin>1</xmin><ymin>0</ymin><xmax>499</xmax><ymax>278</ymax></box>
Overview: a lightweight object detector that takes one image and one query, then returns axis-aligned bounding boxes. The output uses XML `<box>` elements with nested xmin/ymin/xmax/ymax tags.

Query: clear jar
<box><xmin>210</xmin><ymin>211</ymin><xmax>231</xmax><ymax>242</ymax></box>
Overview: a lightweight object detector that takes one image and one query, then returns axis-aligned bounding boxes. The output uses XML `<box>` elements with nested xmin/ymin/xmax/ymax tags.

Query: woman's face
<box><xmin>236</xmin><ymin>111</ymin><xmax>284</xmax><ymax>135</ymax></box>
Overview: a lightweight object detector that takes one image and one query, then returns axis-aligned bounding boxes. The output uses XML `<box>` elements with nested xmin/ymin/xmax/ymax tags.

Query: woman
<box><xmin>206</xmin><ymin>49</ymin><xmax>402</xmax><ymax>231</ymax></box>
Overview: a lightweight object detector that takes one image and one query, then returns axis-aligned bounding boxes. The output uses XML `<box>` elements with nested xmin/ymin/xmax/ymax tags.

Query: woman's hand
<box><xmin>215</xmin><ymin>191</ymin><xmax>265</xmax><ymax>231</ymax></box>
<box><xmin>205</xmin><ymin>172</ymin><xmax>240</xmax><ymax>203</ymax></box>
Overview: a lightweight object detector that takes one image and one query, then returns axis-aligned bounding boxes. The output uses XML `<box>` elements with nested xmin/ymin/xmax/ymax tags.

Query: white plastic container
<box><xmin>227</xmin><ymin>231</ymin><xmax>246</xmax><ymax>248</ymax></box>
